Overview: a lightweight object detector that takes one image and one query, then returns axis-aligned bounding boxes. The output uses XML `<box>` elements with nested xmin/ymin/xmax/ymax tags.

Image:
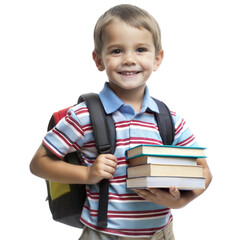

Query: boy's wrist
<box><xmin>78</xmin><ymin>165</ymin><xmax>93</xmax><ymax>184</ymax></box>
<box><xmin>177</xmin><ymin>190</ymin><xmax>202</xmax><ymax>208</ymax></box>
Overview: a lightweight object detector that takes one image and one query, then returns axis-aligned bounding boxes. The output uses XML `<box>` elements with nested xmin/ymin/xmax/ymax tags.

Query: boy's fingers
<box><xmin>169</xmin><ymin>186</ymin><xmax>180</xmax><ymax>199</ymax></box>
<box><xmin>104</xmin><ymin>165</ymin><xmax>116</xmax><ymax>174</ymax></box>
<box><xmin>101</xmin><ymin>171</ymin><xmax>114</xmax><ymax>180</ymax></box>
<box><xmin>133</xmin><ymin>189</ymin><xmax>151</xmax><ymax>199</ymax></box>
<box><xmin>106</xmin><ymin>154</ymin><xmax>118</xmax><ymax>162</ymax></box>
<box><xmin>169</xmin><ymin>186</ymin><xmax>176</xmax><ymax>192</ymax></box>
<box><xmin>98</xmin><ymin>154</ymin><xmax>118</xmax><ymax>163</ymax></box>
<box><xmin>104</xmin><ymin>158</ymin><xmax>117</xmax><ymax>169</ymax></box>
<box><xmin>147</xmin><ymin>188</ymin><xmax>164</xmax><ymax>196</ymax></box>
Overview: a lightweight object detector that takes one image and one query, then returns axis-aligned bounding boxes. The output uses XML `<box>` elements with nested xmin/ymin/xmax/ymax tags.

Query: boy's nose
<box><xmin>122</xmin><ymin>52</ymin><xmax>137</xmax><ymax>65</ymax></box>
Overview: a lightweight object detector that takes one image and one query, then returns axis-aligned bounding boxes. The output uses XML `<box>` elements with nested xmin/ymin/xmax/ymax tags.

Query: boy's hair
<box><xmin>94</xmin><ymin>4</ymin><xmax>162</xmax><ymax>55</ymax></box>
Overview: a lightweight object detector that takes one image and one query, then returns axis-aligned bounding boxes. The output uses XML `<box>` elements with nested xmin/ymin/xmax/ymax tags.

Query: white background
<box><xmin>1</xmin><ymin>0</ymin><xmax>239</xmax><ymax>239</ymax></box>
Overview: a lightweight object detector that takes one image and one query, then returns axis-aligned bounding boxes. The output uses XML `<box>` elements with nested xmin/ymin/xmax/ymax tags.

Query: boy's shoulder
<box><xmin>65</xmin><ymin>101</ymin><xmax>91</xmax><ymax>126</ymax></box>
<box><xmin>69</xmin><ymin>101</ymin><xmax>88</xmax><ymax>114</ymax></box>
<box><xmin>167</xmin><ymin>109</ymin><xmax>182</xmax><ymax>124</ymax></box>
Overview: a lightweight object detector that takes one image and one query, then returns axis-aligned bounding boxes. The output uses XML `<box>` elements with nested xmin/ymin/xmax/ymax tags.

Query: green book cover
<box><xmin>126</xmin><ymin>145</ymin><xmax>207</xmax><ymax>159</ymax></box>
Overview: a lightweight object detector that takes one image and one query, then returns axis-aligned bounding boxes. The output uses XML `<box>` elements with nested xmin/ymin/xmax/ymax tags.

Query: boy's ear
<box><xmin>153</xmin><ymin>50</ymin><xmax>164</xmax><ymax>71</ymax></box>
<box><xmin>92</xmin><ymin>51</ymin><xmax>105</xmax><ymax>71</ymax></box>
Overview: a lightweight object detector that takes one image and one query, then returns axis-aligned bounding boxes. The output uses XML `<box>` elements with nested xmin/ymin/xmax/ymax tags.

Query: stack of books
<box><xmin>126</xmin><ymin>145</ymin><xmax>206</xmax><ymax>190</ymax></box>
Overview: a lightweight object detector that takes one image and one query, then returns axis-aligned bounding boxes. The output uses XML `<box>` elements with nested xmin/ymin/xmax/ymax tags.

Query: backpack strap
<box><xmin>79</xmin><ymin>93</ymin><xmax>112</xmax><ymax>154</ymax></box>
<box><xmin>152</xmin><ymin>98</ymin><xmax>175</xmax><ymax>145</ymax></box>
<box><xmin>79</xmin><ymin>93</ymin><xmax>115</xmax><ymax>228</ymax></box>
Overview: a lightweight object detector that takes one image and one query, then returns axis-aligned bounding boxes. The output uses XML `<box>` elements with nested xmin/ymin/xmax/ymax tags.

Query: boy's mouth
<box><xmin>118</xmin><ymin>71</ymin><xmax>140</xmax><ymax>75</ymax></box>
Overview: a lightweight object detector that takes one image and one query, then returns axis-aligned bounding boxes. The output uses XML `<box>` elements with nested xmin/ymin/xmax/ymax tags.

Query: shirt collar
<box><xmin>99</xmin><ymin>83</ymin><xmax>124</xmax><ymax>114</ymax></box>
<box><xmin>99</xmin><ymin>82</ymin><xmax>159</xmax><ymax>114</ymax></box>
<box><xmin>142</xmin><ymin>87</ymin><xmax>159</xmax><ymax>113</ymax></box>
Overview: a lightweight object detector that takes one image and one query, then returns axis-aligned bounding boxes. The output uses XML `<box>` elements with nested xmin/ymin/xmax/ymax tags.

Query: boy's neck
<box><xmin>109</xmin><ymin>83</ymin><xmax>145</xmax><ymax>113</ymax></box>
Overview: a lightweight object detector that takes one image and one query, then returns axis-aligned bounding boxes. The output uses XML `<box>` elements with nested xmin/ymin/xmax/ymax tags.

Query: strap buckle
<box><xmin>98</xmin><ymin>144</ymin><xmax>112</xmax><ymax>154</ymax></box>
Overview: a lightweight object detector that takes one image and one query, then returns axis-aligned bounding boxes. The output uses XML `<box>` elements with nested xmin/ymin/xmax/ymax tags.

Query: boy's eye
<box><xmin>111</xmin><ymin>49</ymin><xmax>122</xmax><ymax>54</ymax></box>
<box><xmin>136</xmin><ymin>48</ymin><xmax>147</xmax><ymax>53</ymax></box>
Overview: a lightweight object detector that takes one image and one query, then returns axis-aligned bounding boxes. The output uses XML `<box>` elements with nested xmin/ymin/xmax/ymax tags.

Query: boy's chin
<box><xmin>109</xmin><ymin>81</ymin><xmax>146</xmax><ymax>92</ymax></box>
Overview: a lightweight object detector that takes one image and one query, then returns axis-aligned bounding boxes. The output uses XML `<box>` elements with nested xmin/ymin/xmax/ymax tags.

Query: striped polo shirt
<box><xmin>43</xmin><ymin>82</ymin><xmax>198</xmax><ymax>237</ymax></box>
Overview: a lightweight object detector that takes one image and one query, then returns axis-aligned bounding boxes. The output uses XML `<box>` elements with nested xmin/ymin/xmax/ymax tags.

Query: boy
<box><xmin>30</xmin><ymin>4</ymin><xmax>212</xmax><ymax>240</ymax></box>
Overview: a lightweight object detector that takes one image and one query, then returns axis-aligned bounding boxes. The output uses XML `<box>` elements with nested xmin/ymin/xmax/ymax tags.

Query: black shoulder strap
<box><xmin>78</xmin><ymin>93</ymin><xmax>115</xmax><ymax>228</ymax></box>
<box><xmin>152</xmin><ymin>98</ymin><xmax>175</xmax><ymax>145</ymax></box>
<box><xmin>79</xmin><ymin>93</ymin><xmax>112</xmax><ymax>154</ymax></box>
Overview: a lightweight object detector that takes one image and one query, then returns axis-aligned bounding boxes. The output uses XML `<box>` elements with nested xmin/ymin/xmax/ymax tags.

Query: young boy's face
<box><xmin>93</xmin><ymin>18</ymin><xmax>163</xmax><ymax>95</ymax></box>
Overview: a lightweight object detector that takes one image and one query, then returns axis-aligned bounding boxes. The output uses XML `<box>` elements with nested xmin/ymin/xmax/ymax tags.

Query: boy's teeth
<box><xmin>121</xmin><ymin>72</ymin><xmax>137</xmax><ymax>75</ymax></box>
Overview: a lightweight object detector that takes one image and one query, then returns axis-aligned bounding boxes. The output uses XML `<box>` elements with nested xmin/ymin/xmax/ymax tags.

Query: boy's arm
<box><xmin>30</xmin><ymin>144</ymin><xmax>117</xmax><ymax>184</ymax></box>
<box><xmin>133</xmin><ymin>158</ymin><xmax>212</xmax><ymax>209</ymax></box>
<box><xmin>177</xmin><ymin>158</ymin><xmax>212</xmax><ymax>207</ymax></box>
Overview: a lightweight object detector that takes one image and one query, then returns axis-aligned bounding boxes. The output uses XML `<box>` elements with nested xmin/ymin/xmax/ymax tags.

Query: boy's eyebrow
<box><xmin>105</xmin><ymin>42</ymin><xmax>152</xmax><ymax>50</ymax></box>
<box><xmin>105</xmin><ymin>43</ymin><xmax>122</xmax><ymax>49</ymax></box>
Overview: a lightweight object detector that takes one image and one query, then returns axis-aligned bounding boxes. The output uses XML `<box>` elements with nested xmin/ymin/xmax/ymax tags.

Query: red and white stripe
<box><xmin>177</xmin><ymin>134</ymin><xmax>195</xmax><ymax>146</ymax></box>
<box><xmin>42</xmin><ymin>139</ymin><xmax>65</xmax><ymax>159</ymax></box>
<box><xmin>86</xmin><ymin>190</ymin><xmax>143</xmax><ymax>202</ymax></box>
<box><xmin>74</xmin><ymin>107</ymin><xmax>89</xmax><ymax>117</ymax></box>
<box><xmin>175</xmin><ymin>118</ymin><xmax>186</xmax><ymax>136</ymax></box>
<box><xmin>115</xmin><ymin>120</ymin><xmax>158</xmax><ymax>132</ymax></box>
<box><xmin>84</xmin><ymin>205</ymin><xmax>170</xmax><ymax>219</ymax></box>
<box><xmin>65</xmin><ymin>115</ymin><xmax>84</xmax><ymax>137</ymax></box>
<box><xmin>52</xmin><ymin>128</ymin><xmax>80</xmax><ymax>151</ymax></box>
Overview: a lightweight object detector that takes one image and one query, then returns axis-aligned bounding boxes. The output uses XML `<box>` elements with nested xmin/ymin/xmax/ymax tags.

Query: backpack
<box><xmin>46</xmin><ymin>93</ymin><xmax>175</xmax><ymax>228</ymax></box>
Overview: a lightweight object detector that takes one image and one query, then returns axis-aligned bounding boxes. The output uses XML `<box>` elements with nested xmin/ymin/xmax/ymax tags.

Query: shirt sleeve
<box><xmin>43</xmin><ymin>108</ymin><xmax>84</xmax><ymax>159</ymax></box>
<box><xmin>172</xmin><ymin>112</ymin><xmax>199</xmax><ymax>147</ymax></box>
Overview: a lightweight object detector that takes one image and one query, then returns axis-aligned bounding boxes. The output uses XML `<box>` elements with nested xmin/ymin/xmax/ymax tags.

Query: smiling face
<box><xmin>93</xmin><ymin>18</ymin><xmax>163</xmax><ymax>97</ymax></box>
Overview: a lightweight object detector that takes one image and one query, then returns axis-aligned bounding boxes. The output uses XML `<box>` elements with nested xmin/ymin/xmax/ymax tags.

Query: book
<box><xmin>127</xmin><ymin>164</ymin><xmax>203</xmax><ymax>178</ymax></box>
<box><xmin>128</xmin><ymin>155</ymin><xmax>197</xmax><ymax>166</ymax></box>
<box><xmin>126</xmin><ymin>176</ymin><xmax>205</xmax><ymax>190</ymax></box>
<box><xmin>126</xmin><ymin>145</ymin><xmax>206</xmax><ymax>159</ymax></box>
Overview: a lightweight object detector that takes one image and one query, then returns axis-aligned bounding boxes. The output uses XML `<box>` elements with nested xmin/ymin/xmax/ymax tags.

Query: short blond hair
<box><xmin>94</xmin><ymin>4</ymin><xmax>162</xmax><ymax>55</ymax></box>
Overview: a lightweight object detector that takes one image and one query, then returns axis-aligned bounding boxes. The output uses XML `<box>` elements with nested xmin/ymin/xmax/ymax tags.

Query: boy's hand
<box><xmin>133</xmin><ymin>158</ymin><xmax>212</xmax><ymax>209</ymax></box>
<box><xmin>133</xmin><ymin>186</ymin><xmax>181</xmax><ymax>209</ymax></box>
<box><xmin>86</xmin><ymin>154</ymin><xmax>117</xmax><ymax>184</ymax></box>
